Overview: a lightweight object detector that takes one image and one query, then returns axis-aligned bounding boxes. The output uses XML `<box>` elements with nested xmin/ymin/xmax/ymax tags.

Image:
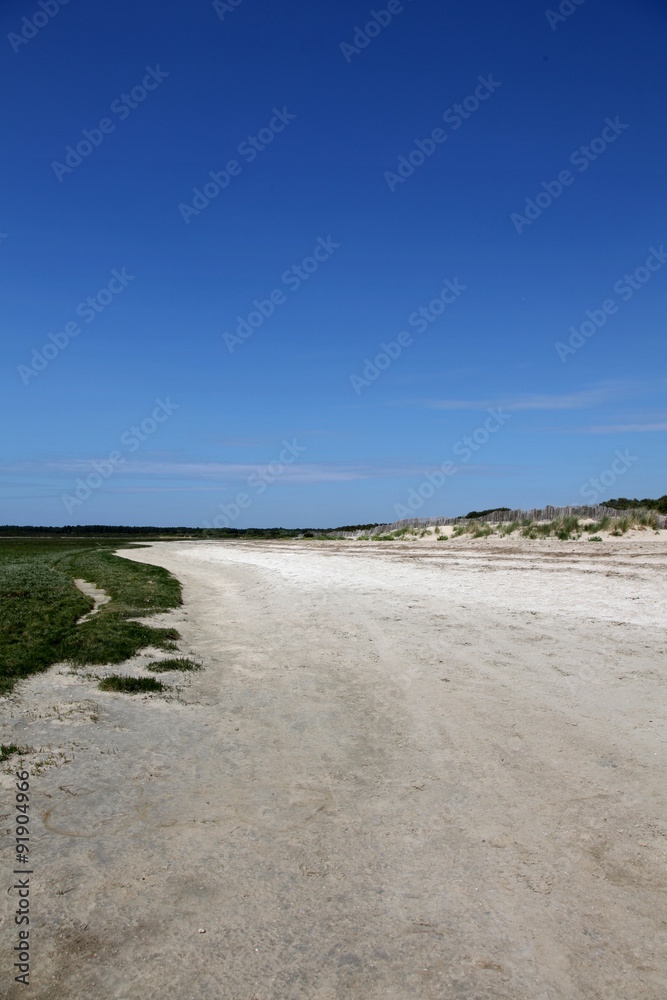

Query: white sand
<box><xmin>1</xmin><ymin>533</ymin><xmax>666</xmax><ymax>998</ymax></box>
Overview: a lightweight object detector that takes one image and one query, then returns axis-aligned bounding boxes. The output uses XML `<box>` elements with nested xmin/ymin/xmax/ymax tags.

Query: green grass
<box><xmin>521</xmin><ymin>515</ymin><xmax>581</xmax><ymax>540</ymax></box>
<box><xmin>98</xmin><ymin>675</ymin><xmax>164</xmax><ymax>694</ymax></box>
<box><xmin>370</xmin><ymin>526</ymin><xmax>431</xmax><ymax>541</ymax></box>
<box><xmin>589</xmin><ymin>536</ymin><xmax>603</xmax><ymax>542</ymax></box>
<box><xmin>472</xmin><ymin>525</ymin><xmax>493</xmax><ymax>538</ymax></box>
<box><xmin>556</xmin><ymin>515</ymin><xmax>580</xmax><ymax>539</ymax></box>
<box><xmin>498</xmin><ymin>520</ymin><xmax>520</xmax><ymax>536</ymax></box>
<box><xmin>148</xmin><ymin>657</ymin><xmax>201</xmax><ymax>672</ymax></box>
<box><xmin>450</xmin><ymin>522</ymin><xmax>496</xmax><ymax>539</ymax></box>
<box><xmin>516</xmin><ymin>511</ymin><xmax>658</xmax><ymax>541</ymax></box>
<box><xmin>0</xmin><ymin>743</ymin><xmax>29</xmax><ymax>762</ymax></box>
<box><xmin>635</xmin><ymin>511</ymin><xmax>659</xmax><ymax>528</ymax></box>
<box><xmin>0</xmin><ymin>538</ymin><xmax>182</xmax><ymax>695</ymax></box>
<box><xmin>607</xmin><ymin>512</ymin><xmax>658</xmax><ymax>534</ymax></box>
<box><xmin>584</xmin><ymin>515</ymin><xmax>611</xmax><ymax>534</ymax></box>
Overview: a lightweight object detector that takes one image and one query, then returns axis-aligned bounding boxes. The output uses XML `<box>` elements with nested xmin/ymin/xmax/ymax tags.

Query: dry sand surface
<box><xmin>1</xmin><ymin>534</ymin><xmax>666</xmax><ymax>999</ymax></box>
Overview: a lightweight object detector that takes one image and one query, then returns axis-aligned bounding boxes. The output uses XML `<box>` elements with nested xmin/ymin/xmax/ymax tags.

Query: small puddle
<box><xmin>74</xmin><ymin>579</ymin><xmax>110</xmax><ymax>624</ymax></box>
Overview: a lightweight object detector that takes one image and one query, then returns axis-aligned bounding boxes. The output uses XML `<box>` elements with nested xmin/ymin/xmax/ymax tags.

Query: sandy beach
<box><xmin>1</xmin><ymin>534</ymin><xmax>666</xmax><ymax>999</ymax></box>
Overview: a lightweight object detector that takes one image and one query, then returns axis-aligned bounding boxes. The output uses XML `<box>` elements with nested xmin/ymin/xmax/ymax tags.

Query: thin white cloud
<box><xmin>413</xmin><ymin>379</ymin><xmax>667</xmax><ymax>413</ymax></box>
<box><xmin>582</xmin><ymin>422</ymin><xmax>667</xmax><ymax>433</ymax></box>
<box><xmin>2</xmin><ymin>460</ymin><xmax>525</xmax><ymax>484</ymax></box>
<box><xmin>44</xmin><ymin>460</ymin><xmax>411</xmax><ymax>483</ymax></box>
<box><xmin>425</xmin><ymin>387</ymin><xmax>615</xmax><ymax>411</ymax></box>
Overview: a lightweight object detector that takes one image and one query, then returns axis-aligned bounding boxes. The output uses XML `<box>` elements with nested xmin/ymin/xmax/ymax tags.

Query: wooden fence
<box><xmin>329</xmin><ymin>504</ymin><xmax>665</xmax><ymax>538</ymax></box>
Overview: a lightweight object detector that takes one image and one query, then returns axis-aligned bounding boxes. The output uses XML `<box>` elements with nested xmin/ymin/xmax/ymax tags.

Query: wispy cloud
<box><xmin>44</xmin><ymin>460</ymin><xmax>411</xmax><ymax>483</ymax></box>
<box><xmin>2</xmin><ymin>459</ymin><xmax>524</xmax><ymax>485</ymax></box>
<box><xmin>582</xmin><ymin>422</ymin><xmax>667</xmax><ymax>433</ymax></box>
<box><xmin>408</xmin><ymin>379</ymin><xmax>667</xmax><ymax>413</ymax></box>
<box><xmin>424</xmin><ymin>387</ymin><xmax>616</xmax><ymax>412</ymax></box>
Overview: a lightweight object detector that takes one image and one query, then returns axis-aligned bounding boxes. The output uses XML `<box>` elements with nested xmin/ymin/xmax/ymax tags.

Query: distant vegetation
<box><xmin>333</xmin><ymin>523</ymin><xmax>380</xmax><ymax>532</ymax></box>
<box><xmin>0</xmin><ymin>525</ymin><xmax>318</xmax><ymax>540</ymax></box>
<box><xmin>203</xmin><ymin>527</ymin><xmax>305</xmax><ymax>539</ymax></box>
<box><xmin>0</xmin><ymin>525</ymin><xmax>200</xmax><ymax>537</ymax></box>
<box><xmin>464</xmin><ymin>507</ymin><xmax>510</xmax><ymax>519</ymax></box>
<box><xmin>602</xmin><ymin>495</ymin><xmax>667</xmax><ymax>514</ymax></box>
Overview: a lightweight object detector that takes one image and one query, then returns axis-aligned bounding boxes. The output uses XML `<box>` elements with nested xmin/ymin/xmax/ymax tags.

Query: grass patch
<box><xmin>59</xmin><ymin>547</ymin><xmax>180</xmax><ymax>613</ymax></box>
<box><xmin>63</xmin><ymin>613</ymin><xmax>180</xmax><ymax>666</ymax></box>
<box><xmin>498</xmin><ymin>520</ymin><xmax>519</xmax><ymax>536</ymax></box>
<box><xmin>450</xmin><ymin>522</ymin><xmax>495</xmax><ymax>539</ymax></box>
<box><xmin>372</xmin><ymin>531</ymin><xmax>400</xmax><ymax>541</ymax></box>
<box><xmin>521</xmin><ymin>516</ymin><xmax>580</xmax><ymax>540</ymax></box>
<box><xmin>148</xmin><ymin>657</ymin><xmax>201</xmax><ymax>672</ymax></box>
<box><xmin>0</xmin><ymin>553</ymin><xmax>91</xmax><ymax>694</ymax></box>
<box><xmin>98</xmin><ymin>675</ymin><xmax>164</xmax><ymax>694</ymax></box>
<box><xmin>605</xmin><ymin>513</ymin><xmax>657</xmax><ymax>532</ymax></box>
<box><xmin>0</xmin><ymin>538</ymin><xmax>182</xmax><ymax>695</ymax></box>
<box><xmin>635</xmin><ymin>511</ymin><xmax>659</xmax><ymax>529</ymax></box>
<box><xmin>584</xmin><ymin>516</ymin><xmax>611</xmax><ymax>534</ymax></box>
<box><xmin>370</xmin><ymin>526</ymin><xmax>423</xmax><ymax>541</ymax></box>
<box><xmin>516</xmin><ymin>511</ymin><xmax>657</xmax><ymax>542</ymax></box>
<box><xmin>472</xmin><ymin>525</ymin><xmax>493</xmax><ymax>538</ymax></box>
<box><xmin>589</xmin><ymin>536</ymin><xmax>603</xmax><ymax>542</ymax></box>
<box><xmin>0</xmin><ymin>743</ymin><xmax>29</xmax><ymax>763</ymax></box>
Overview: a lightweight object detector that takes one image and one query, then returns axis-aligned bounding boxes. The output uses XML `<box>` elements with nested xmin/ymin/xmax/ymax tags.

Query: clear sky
<box><xmin>1</xmin><ymin>0</ymin><xmax>665</xmax><ymax>528</ymax></box>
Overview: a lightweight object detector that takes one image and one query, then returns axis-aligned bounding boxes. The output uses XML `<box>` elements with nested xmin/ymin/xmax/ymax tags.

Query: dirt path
<box><xmin>1</xmin><ymin>537</ymin><xmax>666</xmax><ymax>998</ymax></box>
<box><xmin>73</xmin><ymin>579</ymin><xmax>111</xmax><ymax>624</ymax></box>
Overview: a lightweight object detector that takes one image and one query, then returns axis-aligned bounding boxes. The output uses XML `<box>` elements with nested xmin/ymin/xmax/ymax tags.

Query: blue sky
<box><xmin>1</xmin><ymin>0</ymin><xmax>665</xmax><ymax>527</ymax></box>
